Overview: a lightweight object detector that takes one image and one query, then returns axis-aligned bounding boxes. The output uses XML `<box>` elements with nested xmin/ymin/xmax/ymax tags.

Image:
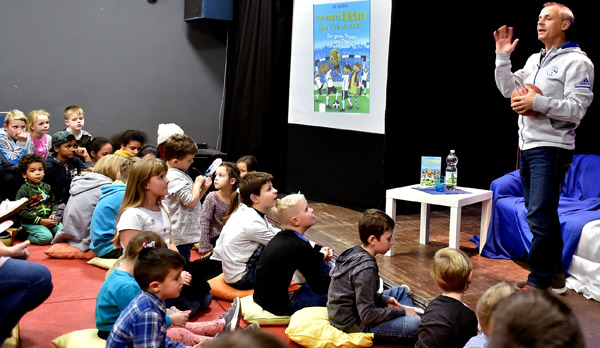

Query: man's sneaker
<box><xmin>551</xmin><ymin>273</ymin><xmax>567</xmax><ymax>295</ymax></box>
<box><xmin>514</xmin><ymin>280</ymin><xmax>545</xmax><ymax>291</ymax></box>
<box><xmin>222</xmin><ymin>297</ymin><xmax>241</xmax><ymax>332</ymax></box>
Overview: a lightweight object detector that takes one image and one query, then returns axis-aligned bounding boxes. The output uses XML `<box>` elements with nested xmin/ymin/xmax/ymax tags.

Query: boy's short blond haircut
<box><xmin>430</xmin><ymin>247</ymin><xmax>472</xmax><ymax>292</ymax></box>
<box><xmin>64</xmin><ymin>105</ymin><xmax>84</xmax><ymax>120</ymax></box>
<box><xmin>4</xmin><ymin>109</ymin><xmax>27</xmax><ymax>127</ymax></box>
<box><xmin>271</xmin><ymin>193</ymin><xmax>304</xmax><ymax>229</ymax></box>
<box><xmin>476</xmin><ymin>282</ymin><xmax>512</xmax><ymax>328</ymax></box>
<box><xmin>162</xmin><ymin>134</ymin><xmax>197</xmax><ymax>161</ymax></box>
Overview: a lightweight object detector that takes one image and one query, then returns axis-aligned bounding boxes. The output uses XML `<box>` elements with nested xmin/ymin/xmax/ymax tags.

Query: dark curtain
<box><xmin>222</xmin><ymin>0</ymin><xmax>293</xmax><ymax>188</ymax></box>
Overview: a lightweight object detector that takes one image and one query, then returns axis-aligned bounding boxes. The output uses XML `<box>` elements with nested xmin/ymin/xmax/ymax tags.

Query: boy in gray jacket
<box><xmin>327</xmin><ymin>209</ymin><xmax>420</xmax><ymax>344</ymax></box>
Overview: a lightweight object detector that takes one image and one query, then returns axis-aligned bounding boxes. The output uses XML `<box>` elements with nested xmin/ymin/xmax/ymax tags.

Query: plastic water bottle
<box><xmin>445</xmin><ymin>150</ymin><xmax>458</xmax><ymax>191</ymax></box>
<box><xmin>204</xmin><ymin>158</ymin><xmax>223</xmax><ymax>177</ymax></box>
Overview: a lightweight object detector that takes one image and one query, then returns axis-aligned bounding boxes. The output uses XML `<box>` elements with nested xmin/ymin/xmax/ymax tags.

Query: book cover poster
<box><xmin>420</xmin><ymin>156</ymin><xmax>442</xmax><ymax>187</ymax></box>
<box><xmin>313</xmin><ymin>1</ymin><xmax>370</xmax><ymax>113</ymax></box>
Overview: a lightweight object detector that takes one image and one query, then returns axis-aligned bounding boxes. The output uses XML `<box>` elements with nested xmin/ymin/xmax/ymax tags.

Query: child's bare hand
<box><xmin>16</xmin><ymin>131</ymin><xmax>28</xmax><ymax>143</ymax></box>
<box><xmin>402</xmin><ymin>305</ymin><xmax>418</xmax><ymax>316</ymax></box>
<box><xmin>202</xmin><ymin>176</ymin><xmax>212</xmax><ymax>189</ymax></box>
<box><xmin>387</xmin><ymin>297</ymin><xmax>401</xmax><ymax>308</ymax></box>
<box><xmin>181</xmin><ymin>271</ymin><xmax>192</xmax><ymax>286</ymax></box>
<box><xmin>75</xmin><ymin>147</ymin><xmax>91</xmax><ymax>160</ymax></box>
<box><xmin>169</xmin><ymin>311</ymin><xmax>190</xmax><ymax>327</ymax></box>
<box><xmin>40</xmin><ymin>218</ymin><xmax>56</xmax><ymax>228</ymax></box>
<box><xmin>320</xmin><ymin>247</ymin><xmax>334</xmax><ymax>261</ymax></box>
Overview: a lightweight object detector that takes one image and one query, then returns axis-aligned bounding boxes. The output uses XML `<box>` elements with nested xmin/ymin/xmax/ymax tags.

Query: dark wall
<box><xmin>0</xmin><ymin>0</ymin><xmax>227</xmax><ymax>147</ymax></box>
<box><xmin>286</xmin><ymin>2</ymin><xmax>600</xmax><ymax>212</ymax></box>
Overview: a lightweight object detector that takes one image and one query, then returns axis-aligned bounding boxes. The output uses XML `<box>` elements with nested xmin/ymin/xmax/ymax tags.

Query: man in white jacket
<box><xmin>494</xmin><ymin>2</ymin><xmax>594</xmax><ymax>294</ymax></box>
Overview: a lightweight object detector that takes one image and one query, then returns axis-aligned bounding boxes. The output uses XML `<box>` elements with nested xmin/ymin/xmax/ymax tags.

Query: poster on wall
<box><xmin>313</xmin><ymin>1</ymin><xmax>370</xmax><ymax>113</ymax></box>
<box><xmin>288</xmin><ymin>0</ymin><xmax>390</xmax><ymax>134</ymax></box>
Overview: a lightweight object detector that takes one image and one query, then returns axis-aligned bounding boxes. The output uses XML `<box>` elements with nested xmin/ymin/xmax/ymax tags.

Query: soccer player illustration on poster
<box><xmin>313</xmin><ymin>1</ymin><xmax>371</xmax><ymax>113</ymax></box>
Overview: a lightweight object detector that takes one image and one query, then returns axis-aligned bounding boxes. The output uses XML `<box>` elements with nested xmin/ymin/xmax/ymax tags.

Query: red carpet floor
<box><xmin>17</xmin><ymin>243</ymin><xmax>401</xmax><ymax>348</ymax></box>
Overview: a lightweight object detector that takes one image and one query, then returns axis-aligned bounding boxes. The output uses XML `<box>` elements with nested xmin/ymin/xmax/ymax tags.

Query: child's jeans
<box><xmin>228</xmin><ymin>245</ymin><xmax>264</xmax><ymax>290</ymax></box>
<box><xmin>364</xmin><ymin>286</ymin><xmax>421</xmax><ymax>343</ymax></box>
<box><xmin>288</xmin><ymin>262</ymin><xmax>331</xmax><ymax>315</ymax></box>
<box><xmin>23</xmin><ymin>223</ymin><xmax>62</xmax><ymax>245</ymax></box>
<box><xmin>176</xmin><ymin>243</ymin><xmax>194</xmax><ymax>262</ymax></box>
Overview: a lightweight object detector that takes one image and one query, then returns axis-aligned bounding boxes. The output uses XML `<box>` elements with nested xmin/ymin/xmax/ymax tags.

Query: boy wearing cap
<box><xmin>43</xmin><ymin>130</ymin><xmax>87</xmax><ymax>205</ymax></box>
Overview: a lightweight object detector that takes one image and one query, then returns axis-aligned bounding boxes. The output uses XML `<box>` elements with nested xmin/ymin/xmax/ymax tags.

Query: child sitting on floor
<box><xmin>113</xmin><ymin>129</ymin><xmax>148</xmax><ymax>158</ymax></box>
<box><xmin>15</xmin><ymin>154</ymin><xmax>62</xmax><ymax>244</ymax></box>
<box><xmin>90</xmin><ymin>157</ymin><xmax>140</xmax><ymax>259</ymax></box>
<box><xmin>236</xmin><ymin>155</ymin><xmax>257</xmax><ymax>178</ymax></box>
<box><xmin>51</xmin><ymin>155</ymin><xmax>125</xmax><ymax>251</ymax></box>
<box><xmin>63</xmin><ymin>105</ymin><xmax>92</xmax><ymax>162</ymax></box>
<box><xmin>415</xmin><ymin>247</ymin><xmax>478</xmax><ymax>348</ymax></box>
<box><xmin>328</xmin><ymin>209</ymin><xmax>420</xmax><ymax>344</ymax></box>
<box><xmin>253</xmin><ymin>193</ymin><xmax>332</xmax><ymax>316</ymax></box>
<box><xmin>26</xmin><ymin>109</ymin><xmax>52</xmax><ymax>159</ymax></box>
<box><xmin>44</xmin><ymin>130</ymin><xmax>87</xmax><ymax>204</ymax></box>
<box><xmin>0</xmin><ymin>109</ymin><xmax>29</xmax><ymax>174</ymax></box>
<box><xmin>488</xmin><ymin>289</ymin><xmax>584</xmax><ymax>348</ymax></box>
<box><xmin>106</xmin><ymin>243</ymin><xmax>240</xmax><ymax>348</ymax></box>
<box><xmin>97</xmin><ymin>232</ymin><xmax>240</xmax><ymax>346</ymax></box>
<box><xmin>463</xmin><ymin>282</ymin><xmax>512</xmax><ymax>348</ymax></box>
<box><xmin>162</xmin><ymin>134</ymin><xmax>212</xmax><ymax>261</ymax></box>
<box><xmin>198</xmin><ymin>162</ymin><xmax>240</xmax><ymax>259</ymax></box>
<box><xmin>114</xmin><ymin>158</ymin><xmax>212</xmax><ymax>315</ymax></box>
<box><xmin>210</xmin><ymin>171</ymin><xmax>280</xmax><ymax>290</ymax></box>
<box><xmin>88</xmin><ymin>137</ymin><xmax>113</xmax><ymax>167</ymax></box>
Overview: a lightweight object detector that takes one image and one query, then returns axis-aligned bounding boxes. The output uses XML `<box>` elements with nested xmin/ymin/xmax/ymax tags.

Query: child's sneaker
<box><xmin>222</xmin><ymin>297</ymin><xmax>241</xmax><ymax>332</ymax></box>
<box><xmin>244</xmin><ymin>322</ymin><xmax>261</xmax><ymax>330</ymax></box>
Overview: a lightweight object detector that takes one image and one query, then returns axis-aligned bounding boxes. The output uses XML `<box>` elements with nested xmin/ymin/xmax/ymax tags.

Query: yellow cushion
<box><xmin>1</xmin><ymin>324</ymin><xmax>19</xmax><ymax>348</ymax></box>
<box><xmin>207</xmin><ymin>273</ymin><xmax>253</xmax><ymax>301</ymax></box>
<box><xmin>51</xmin><ymin>328</ymin><xmax>106</xmax><ymax>348</ymax></box>
<box><xmin>240</xmin><ymin>295</ymin><xmax>291</xmax><ymax>325</ymax></box>
<box><xmin>285</xmin><ymin>307</ymin><xmax>374</xmax><ymax>348</ymax></box>
<box><xmin>87</xmin><ymin>257</ymin><xmax>119</xmax><ymax>270</ymax></box>
<box><xmin>45</xmin><ymin>243</ymin><xmax>95</xmax><ymax>259</ymax></box>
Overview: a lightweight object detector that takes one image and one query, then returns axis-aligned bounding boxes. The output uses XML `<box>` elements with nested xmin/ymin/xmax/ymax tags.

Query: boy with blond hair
<box><xmin>464</xmin><ymin>282</ymin><xmax>512</xmax><ymax>348</ymax></box>
<box><xmin>328</xmin><ymin>209</ymin><xmax>420</xmax><ymax>344</ymax></box>
<box><xmin>253</xmin><ymin>193</ymin><xmax>332</xmax><ymax>315</ymax></box>
<box><xmin>415</xmin><ymin>247</ymin><xmax>478</xmax><ymax>348</ymax></box>
<box><xmin>1</xmin><ymin>109</ymin><xmax>30</xmax><ymax>171</ymax></box>
<box><xmin>64</xmin><ymin>105</ymin><xmax>92</xmax><ymax>162</ymax></box>
<box><xmin>162</xmin><ymin>134</ymin><xmax>211</xmax><ymax>261</ymax></box>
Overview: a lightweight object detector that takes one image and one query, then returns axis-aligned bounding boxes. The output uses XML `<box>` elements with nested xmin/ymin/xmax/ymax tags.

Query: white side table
<box><xmin>385</xmin><ymin>184</ymin><xmax>493</xmax><ymax>256</ymax></box>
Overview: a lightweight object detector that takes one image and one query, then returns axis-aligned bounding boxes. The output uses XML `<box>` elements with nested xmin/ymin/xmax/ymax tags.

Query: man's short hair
<box><xmin>162</xmin><ymin>134</ymin><xmax>197</xmax><ymax>161</ymax></box>
<box><xmin>358</xmin><ymin>209</ymin><xmax>395</xmax><ymax>245</ymax></box>
<box><xmin>430</xmin><ymin>247</ymin><xmax>472</xmax><ymax>292</ymax></box>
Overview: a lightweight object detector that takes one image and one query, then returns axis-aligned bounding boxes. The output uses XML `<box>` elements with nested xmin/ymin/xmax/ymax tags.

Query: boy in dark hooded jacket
<box><xmin>327</xmin><ymin>209</ymin><xmax>420</xmax><ymax>344</ymax></box>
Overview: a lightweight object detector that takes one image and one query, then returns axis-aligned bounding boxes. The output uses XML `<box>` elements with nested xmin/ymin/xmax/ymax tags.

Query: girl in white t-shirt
<box><xmin>113</xmin><ymin>158</ymin><xmax>213</xmax><ymax>316</ymax></box>
<box><xmin>114</xmin><ymin>158</ymin><xmax>176</xmax><ymax>251</ymax></box>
